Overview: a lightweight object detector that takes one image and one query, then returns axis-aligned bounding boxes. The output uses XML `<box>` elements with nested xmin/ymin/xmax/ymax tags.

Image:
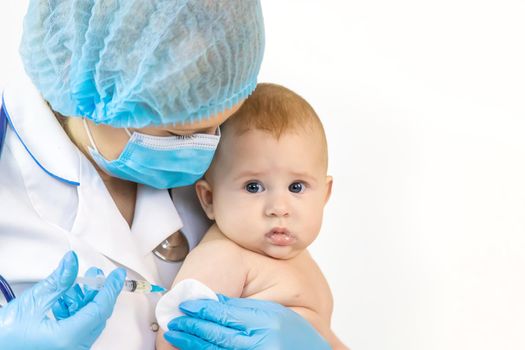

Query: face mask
<box><xmin>83</xmin><ymin>118</ymin><xmax>220</xmax><ymax>189</ymax></box>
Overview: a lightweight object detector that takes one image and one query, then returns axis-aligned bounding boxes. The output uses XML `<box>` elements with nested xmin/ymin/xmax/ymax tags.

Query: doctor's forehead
<box><xmin>134</xmin><ymin>102</ymin><xmax>244</xmax><ymax>136</ymax></box>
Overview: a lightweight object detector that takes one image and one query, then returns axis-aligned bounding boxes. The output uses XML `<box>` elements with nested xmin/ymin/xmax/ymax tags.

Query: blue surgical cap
<box><xmin>20</xmin><ymin>0</ymin><xmax>265</xmax><ymax>128</ymax></box>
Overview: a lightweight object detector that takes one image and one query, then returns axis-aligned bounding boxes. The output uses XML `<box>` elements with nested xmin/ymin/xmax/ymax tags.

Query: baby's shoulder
<box><xmin>174</xmin><ymin>225</ymin><xmax>248</xmax><ymax>295</ymax></box>
<box><xmin>187</xmin><ymin>225</ymin><xmax>245</xmax><ymax>263</ymax></box>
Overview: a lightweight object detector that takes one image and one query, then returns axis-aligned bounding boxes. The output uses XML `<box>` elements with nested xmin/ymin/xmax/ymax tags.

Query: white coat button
<box><xmin>150</xmin><ymin>322</ymin><xmax>159</xmax><ymax>332</ymax></box>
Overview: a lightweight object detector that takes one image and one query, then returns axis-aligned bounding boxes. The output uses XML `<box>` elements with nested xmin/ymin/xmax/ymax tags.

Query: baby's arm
<box><xmin>291</xmin><ymin>306</ymin><xmax>349</xmax><ymax>350</ymax></box>
<box><xmin>287</xmin><ymin>252</ymin><xmax>350</xmax><ymax>350</ymax></box>
<box><xmin>156</xmin><ymin>226</ymin><xmax>247</xmax><ymax>350</ymax></box>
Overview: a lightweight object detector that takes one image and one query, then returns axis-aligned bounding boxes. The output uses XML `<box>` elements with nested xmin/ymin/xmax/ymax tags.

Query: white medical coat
<box><xmin>0</xmin><ymin>73</ymin><xmax>211</xmax><ymax>349</ymax></box>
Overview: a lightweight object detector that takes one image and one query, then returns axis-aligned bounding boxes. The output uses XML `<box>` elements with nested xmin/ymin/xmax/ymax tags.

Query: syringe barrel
<box><xmin>76</xmin><ymin>276</ymin><xmax>160</xmax><ymax>293</ymax></box>
<box><xmin>123</xmin><ymin>279</ymin><xmax>151</xmax><ymax>293</ymax></box>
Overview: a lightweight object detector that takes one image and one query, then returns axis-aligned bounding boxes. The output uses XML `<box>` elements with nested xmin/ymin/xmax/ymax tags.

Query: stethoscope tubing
<box><xmin>0</xmin><ymin>274</ymin><xmax>16</xmax><ymax>303</ymax></box>
<box><xmin>0</xmin><ymin>95</ymin><xmax>7</xmax><ymax>159</ymax></box>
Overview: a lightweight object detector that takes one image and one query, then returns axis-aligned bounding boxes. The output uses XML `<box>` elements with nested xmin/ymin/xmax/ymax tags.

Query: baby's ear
<box><xmin>195</xmin><ymin>179</ymin><xmax>215</xmax><ymax>220</ymax></box>
<box><xmin>324</xmin><ymin>176</ymin><xmax>333</xmax><ymax>205</ymax></box>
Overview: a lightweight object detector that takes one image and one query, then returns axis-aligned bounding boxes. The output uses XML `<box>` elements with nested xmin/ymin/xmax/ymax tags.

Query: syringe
<box><xmin>76</xmin><ymin>275</ymin><xmax>166</xmax><ymax>293</ymax></box>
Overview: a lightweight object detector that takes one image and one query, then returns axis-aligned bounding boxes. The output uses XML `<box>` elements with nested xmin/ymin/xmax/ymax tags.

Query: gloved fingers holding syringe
<box><xmin>53</xmin><ymin>266</ymin><xmax>166</xmax><ymax>320</ymax></box>
<box><xmin>52</xmin><ymin>266</ymin><xmax>101</xmax><ymax>320</ymax></box>
<box><xmin>0</xmin><ymin>251</ymin><xmax>127</xmax><ymax>350</ymax></box>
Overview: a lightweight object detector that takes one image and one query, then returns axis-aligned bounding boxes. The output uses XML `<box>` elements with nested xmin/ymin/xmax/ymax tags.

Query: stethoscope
<box><xmin>0</xmin><ymin>94</ymin><xmax>7</xmax><ymax>161</ymax></box>
<box><xmin>0</xmin><ymin>275</ymin><xmax>16</xmax><ymax>304</ymax></box>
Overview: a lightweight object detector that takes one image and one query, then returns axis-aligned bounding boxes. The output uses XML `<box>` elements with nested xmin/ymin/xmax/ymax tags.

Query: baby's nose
<box><xmin>264</xmin><ymin>194</ymin><xmax>290</xmax><ymax>217</ymax></box>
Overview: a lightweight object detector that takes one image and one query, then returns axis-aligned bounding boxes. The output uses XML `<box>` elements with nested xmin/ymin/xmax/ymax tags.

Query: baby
<box><xmin>157</xmin><ymin>83</ymin><xmax>347</xmax><ymax>349</ymax></box>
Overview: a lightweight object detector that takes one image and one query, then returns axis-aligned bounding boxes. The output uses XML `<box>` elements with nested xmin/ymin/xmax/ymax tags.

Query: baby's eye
<box><xmin>245</xmin><ymin>181</ymin><xmax>265</xmax><ymax>193</ymax></box>
<box><xmin>289</xmin><ymin>182</ymin><xmax>305</xmax><ymax>193</ymax></box>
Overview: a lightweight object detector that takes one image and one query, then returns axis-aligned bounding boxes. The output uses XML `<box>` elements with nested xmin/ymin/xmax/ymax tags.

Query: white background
<box><xmin>2</xmin><ymin>1</ymin><xmax>525</xmax><ymax>349</ymax></box>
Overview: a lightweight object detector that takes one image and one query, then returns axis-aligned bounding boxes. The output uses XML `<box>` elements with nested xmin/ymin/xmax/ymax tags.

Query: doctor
<box><xmin>0</xmin><ymin>0</ymin><xmax>332</xmax><ymax>349</ymax></box>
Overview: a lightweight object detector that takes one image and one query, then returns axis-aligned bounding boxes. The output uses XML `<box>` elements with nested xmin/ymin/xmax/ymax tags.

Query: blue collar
<box><xmin>0</xmin><ymin>93</ymin><xmax>79</xmax><ymax>186</ymax></box>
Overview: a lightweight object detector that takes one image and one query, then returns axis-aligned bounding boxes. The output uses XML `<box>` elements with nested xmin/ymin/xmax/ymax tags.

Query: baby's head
<box><xmin>196</xmin><ymin>83</ymin><xmax>332</xmax><ymax>259</ymax></box>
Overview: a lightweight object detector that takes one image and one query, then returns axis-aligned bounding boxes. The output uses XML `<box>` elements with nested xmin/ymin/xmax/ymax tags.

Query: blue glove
<box><xmin>52</xmin><ymin>267</ymin><xmax>103</xmax><ymax>320</ymax></box>
<box><xmin>164</xmin><ymin>294</ymin><xmax>331</xmax><ymax>350</ymax></box>
<box><xmin>0</xmin><ymin>251</ymin><xmax>126</xmax><ymax>350</ymax></box>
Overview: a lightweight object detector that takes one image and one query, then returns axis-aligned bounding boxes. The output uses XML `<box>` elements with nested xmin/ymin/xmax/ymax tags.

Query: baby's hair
<box><xmin>224</xmin><ymin>83</ymin><xmax>323</xmax><ymax>137</ymax></box>
<box><xmin>222</xmin><ymin>83</ymin><xmax>328</xmax><ymax>165</ymax></box>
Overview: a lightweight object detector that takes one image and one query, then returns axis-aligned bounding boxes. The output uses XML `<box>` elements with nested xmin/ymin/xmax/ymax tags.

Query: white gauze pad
<box><xmin>155</xmin><ymin>278</ymin><xmax>219</xmax><ymax>331</ymax></box>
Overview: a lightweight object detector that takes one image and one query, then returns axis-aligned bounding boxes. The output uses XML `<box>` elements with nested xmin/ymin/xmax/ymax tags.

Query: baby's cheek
<box><xmin>214</xmin><ymin>200</ymin><xmax>250</xmax><ymax>233</ymax></box>
<box><xmin>302</xmin><ymin>204</ymin><xmax>325</xmax><ymax>242</ymax></box>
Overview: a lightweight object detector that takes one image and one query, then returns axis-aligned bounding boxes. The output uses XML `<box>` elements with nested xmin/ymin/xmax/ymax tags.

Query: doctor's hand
<box><xmin>0</xmin><ymin>251</ymin><xmax>126</xmax><ymax>350</ymax></box>
<box><xmin>52</xmin><ymin>266</ymin><xmax>106</xmax><ymax>320</ymax></box>
<box><xmin>164</xmin><ymin>294</ymin><xmax>331</xmax><ymax>350</ymax></box>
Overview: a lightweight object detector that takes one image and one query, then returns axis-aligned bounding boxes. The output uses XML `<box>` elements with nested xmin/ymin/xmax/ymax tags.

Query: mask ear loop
<box><xmin>83</xmin><ymin>118</ymin><xmax>133</xmax><ymax>154</ymax></box>
<box><xmin>82</xmin><ymin>117</ymin><xmax>101</xmax><ymax>154</ymax></box>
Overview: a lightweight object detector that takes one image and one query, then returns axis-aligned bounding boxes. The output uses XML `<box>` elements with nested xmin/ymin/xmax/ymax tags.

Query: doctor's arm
<box><xmin>0</xmin><ymin>251</ymin><xmax>125</xmax><ymax>350</ymax></box>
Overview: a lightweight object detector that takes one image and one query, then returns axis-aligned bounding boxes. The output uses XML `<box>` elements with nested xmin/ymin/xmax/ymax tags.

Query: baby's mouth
<box><xmin>265</xmin><ymin>227</ymin><xmax>296</xmax><ymax>246</ymax></box>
